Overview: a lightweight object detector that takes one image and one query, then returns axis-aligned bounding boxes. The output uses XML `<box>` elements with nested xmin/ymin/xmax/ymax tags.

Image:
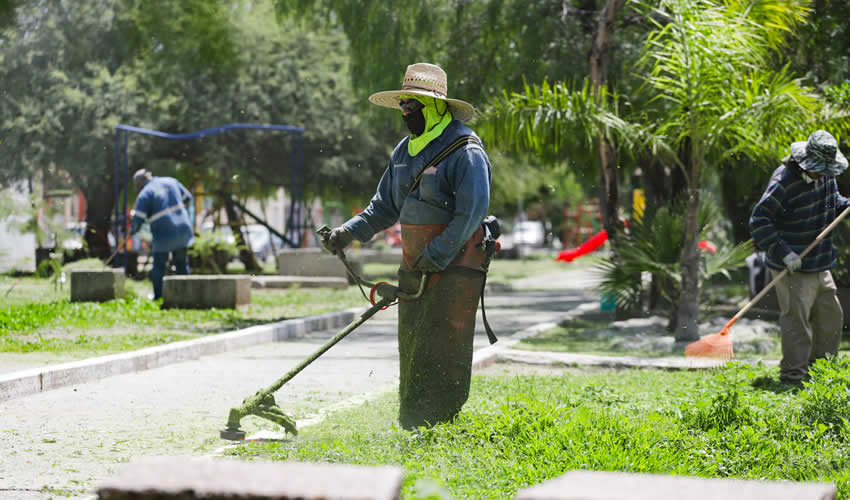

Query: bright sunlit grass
<box><xmin>228</xmin><ymin>360</ymin><xmax>850</xmax><ymax>499</ymax></box>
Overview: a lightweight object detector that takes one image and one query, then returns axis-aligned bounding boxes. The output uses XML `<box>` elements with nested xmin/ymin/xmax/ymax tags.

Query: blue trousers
<box><xmin>151</xmin><ymin>247</ymin><xmax>190</xmax><ymax>300</ymax></box>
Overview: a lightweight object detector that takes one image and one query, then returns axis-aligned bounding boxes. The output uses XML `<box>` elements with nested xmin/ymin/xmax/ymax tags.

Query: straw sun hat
<box><xmin>369</xmin><ymin>63</ymin><xmax>476</xmax><ymax>123</ymax></box>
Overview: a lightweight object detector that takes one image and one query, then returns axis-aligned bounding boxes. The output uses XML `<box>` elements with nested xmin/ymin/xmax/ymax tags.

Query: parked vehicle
<box><xmin>512</xmin><ymin>220</ymin><xmax>546</xmax><ymax>247</ymax></box>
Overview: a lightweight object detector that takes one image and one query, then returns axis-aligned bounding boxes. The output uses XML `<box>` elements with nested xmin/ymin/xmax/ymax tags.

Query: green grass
<box><xmin>0</xmin><ymin>275</ymin><xmax>365</xmax><ymax>355</ymax></box>
<box><xmin>228</xmin><ymin>359</ymin><xmax>850</xmax><ymax>499</ymax></box>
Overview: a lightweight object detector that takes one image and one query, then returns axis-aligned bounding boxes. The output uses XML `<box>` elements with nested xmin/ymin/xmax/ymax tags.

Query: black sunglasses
<box><xmin>399</xmin><ymin>99</ymin><xmax>425</xmax><ymax>113</ymax></box>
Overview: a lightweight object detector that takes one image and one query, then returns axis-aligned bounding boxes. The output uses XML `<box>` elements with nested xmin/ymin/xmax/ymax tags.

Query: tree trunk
<box><xmin>223</xmin><ymin>194</ymin><xmax>261</xmax><ymax>274</ymax></box>
<box><xmin>589</xmin><ymin>0</ymin><xmax>623</xmax><ymax>242</ymax></box>
<box><xmin>675</xmin><ymin>143</ymin><xmax>702</xmax><ymax>341</ymax></box>
<box><xmin>590</xmin><ymin>0</ymin><xmax>627</xmax><ymax>317</ymax></box>
<box><xmin>82</xmin><ymin>171</ymin><xmax>116</xmax><ymax>260</ymax></box>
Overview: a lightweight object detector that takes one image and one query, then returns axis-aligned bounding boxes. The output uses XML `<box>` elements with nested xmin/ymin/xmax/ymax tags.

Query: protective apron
<box><xmin>397</xmin><ymin>224</ymin><xmax>485</xmax><ymax>429</ymax></box>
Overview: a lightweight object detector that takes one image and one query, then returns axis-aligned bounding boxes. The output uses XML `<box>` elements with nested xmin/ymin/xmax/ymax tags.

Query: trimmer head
<box><xmin>219</xmin><ymin>428</ymin><xmax>246</xmax><ymax>441</ymax></box>
<box><xmin>220</xmin><ymin>392</ymin><xmax>298</xmax><ymax>441</ymax></box>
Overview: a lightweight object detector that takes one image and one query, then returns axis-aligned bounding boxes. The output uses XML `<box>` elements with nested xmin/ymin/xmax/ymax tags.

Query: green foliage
<box><xmin>188</xmin><ymin>231</ymin><xmax>241</xmax><ymax>274</ymax></box>
<box><xmin>799</xmin><ymin>356</ymin><xmax>850</xmax><ymax>432</ymax></box>
<box><xmin>0</xmin><ymin>276</ymin><xmax>365</xmax><ymax>354</ymax></box>
<box><xmin>596</xmin><ymin>196</ymin><xmax>753</xmax><ymax>313</ymax></box>
<box><xmin>230</xmin><ymin>363</ymin><xmax>850</xmax><ymax>499</ymax></box>
<box><xmin>479</xmin><ymin>79</ymin><xmax>632</xmax><ymax>170</ymax></box>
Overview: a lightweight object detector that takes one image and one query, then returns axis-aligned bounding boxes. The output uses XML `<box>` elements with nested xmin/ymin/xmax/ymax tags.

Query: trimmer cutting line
<box><xmin>686</xmin><ymin>205</ymin><xmax>850</xmax><ymax>359</ymax></box>
<box><xmin>220</xmin><ymin>225</ymin><xmax>427</xmax><ymax>440</ymax></box>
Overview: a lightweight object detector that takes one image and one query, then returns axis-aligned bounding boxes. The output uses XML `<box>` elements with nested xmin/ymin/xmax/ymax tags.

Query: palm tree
<box><xmin>480</xmin><ymin>0</ymin><xmax>850</xmax><ymax>341</ymax></box>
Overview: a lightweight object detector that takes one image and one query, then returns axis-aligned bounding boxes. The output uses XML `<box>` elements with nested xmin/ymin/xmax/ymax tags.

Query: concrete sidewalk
<box><xmin>0</xmin><ymin>269</ymin><xmax>601</xmax><ymax>498</ymax></box>
<box><xmin>0</xmin><ymin>309</ymin><xmax>359</xmax><ymax>402</ymax></box>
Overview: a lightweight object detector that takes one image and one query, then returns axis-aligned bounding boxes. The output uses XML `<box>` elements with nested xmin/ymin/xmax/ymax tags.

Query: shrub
<box><xmin>188</xmin><ymin>231</ymin><xmax>241</xmax><ymax>273</ymax></box>
<box><xmin>595</xmin><ymin>195</ymin><xmax>752</xmax><ymax>329</ymax></box>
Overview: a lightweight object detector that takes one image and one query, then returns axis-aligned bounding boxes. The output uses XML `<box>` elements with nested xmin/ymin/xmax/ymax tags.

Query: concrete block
<box><xmin>252</xmin><ymin>276</ymin><xmax>348</xmax><ymax>289</ymax></box>
<box><xmin>514</xmin><ymin>470</ymin><xmax>836</xmax><ymax>500</ymax></box>
<box><xmin>352</xmin><ymin>248</ymin><xmax>403</xmax><ymax>265</ymax></box>
<box><xmin>96</xmin><ymin>456</ymin><xmax>403</xmax><ymax>500</ymax></box>
<box><xmin>162</xmin><ymin>275</ymin><xmax>251</xmax><ymax>309</ymax></box>
<box><xmin>70</xmin><ymin>269</ymin><xmax>125</xmax><ymax>302</ymax></box>
<box><xmin>277</xmin><ymin>248</ymin><xmax>362</xmax><ymax>281</ymax></box>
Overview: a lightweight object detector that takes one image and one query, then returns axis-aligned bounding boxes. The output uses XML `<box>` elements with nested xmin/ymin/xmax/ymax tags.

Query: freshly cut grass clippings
<box><xmin>229</xmin><ymin>361</ymin><xmax>850</xmax><ymax>500</ymax></box>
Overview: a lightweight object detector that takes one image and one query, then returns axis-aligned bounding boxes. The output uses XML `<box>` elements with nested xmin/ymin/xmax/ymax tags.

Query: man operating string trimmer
<box><xmin>325</xmin><ymin>62</ymin><xmax>497</xmax><ymax>430</ymax></box>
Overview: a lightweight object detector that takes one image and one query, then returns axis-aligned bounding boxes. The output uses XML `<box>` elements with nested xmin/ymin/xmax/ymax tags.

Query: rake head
<box><xmin>684</xmin><ymin>327</ymin><xmax>735</xmax><ymax>360</ymax></box>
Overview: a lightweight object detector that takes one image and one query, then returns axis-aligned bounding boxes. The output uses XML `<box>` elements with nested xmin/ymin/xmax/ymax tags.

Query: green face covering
<box><xmin>405</xmin><ymin>96</ymin><xmax>453</xmax><ymax>156</ymax></box>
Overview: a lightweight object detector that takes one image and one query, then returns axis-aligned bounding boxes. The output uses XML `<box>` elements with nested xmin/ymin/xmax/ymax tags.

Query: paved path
<box><xmin>0</xmin><ymin>269</ymin><xmax>598</xmax><ymax>499</ymax></box>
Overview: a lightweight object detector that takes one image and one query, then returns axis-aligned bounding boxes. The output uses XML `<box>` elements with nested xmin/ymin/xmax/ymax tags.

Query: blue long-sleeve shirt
<box><xmin>343</xmin><ymin>119</ymin><xmax>491</xmax><ymax>269</ymax></box>
<box><xmin>749</xmin><ymin>163</ymin><xmax>850</xmax><ymax>272</ymax></box>
<box><xmin>131</xmin><ymin>176</ymin><xmax>195</xmax><ymax>253</ymax></box>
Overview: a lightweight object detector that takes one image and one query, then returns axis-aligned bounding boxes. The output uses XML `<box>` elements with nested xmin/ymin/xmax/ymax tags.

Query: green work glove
<box><xmin>327</xmin><ymin>226</ymin><xmax>354</xmax><ymax>255</ymax></box>
<box><xmin>414</xmin><ymin>253</ymin><xmax>442</xmax><ymax>274</ymax></box>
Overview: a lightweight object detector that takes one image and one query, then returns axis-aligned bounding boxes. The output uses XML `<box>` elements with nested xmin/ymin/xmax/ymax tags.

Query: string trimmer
<box><xmin>220</xmin><ymin>225</ymin><xmax>427</xmax><ymax>440</ymax></box>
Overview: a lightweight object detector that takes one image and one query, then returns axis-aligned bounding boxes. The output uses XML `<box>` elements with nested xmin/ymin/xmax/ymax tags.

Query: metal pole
<box><xmin>121</xmin><ymin>131</ymin><xmax>129</xmax><ymax>267</ymax></box>
<box><xmin>113</xmin><ymin>129</ymin><xmax>120</xmax><ymax>256</ymax></box>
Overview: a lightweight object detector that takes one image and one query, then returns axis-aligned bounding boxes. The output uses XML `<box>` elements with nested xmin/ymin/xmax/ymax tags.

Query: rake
<box><xmin>686</xmin><ymin>205</ymin><xmax>850</xmax><ymax>359</ymax></box>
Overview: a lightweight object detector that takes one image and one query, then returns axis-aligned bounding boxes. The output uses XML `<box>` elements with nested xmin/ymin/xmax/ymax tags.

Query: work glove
<box><xmin>326</xmin><ymin>226</ymin><xmax>354</xmax><ymax>255</ymax></box>
<box><xmin>783</xmin><ymin>252</ymin><xmax>802</xmax><ymax>273</ymax></box>
<box><xmin>414</xmin><ymin>253</ymin><xmax>443</xmax><ymax>274</ymax></box>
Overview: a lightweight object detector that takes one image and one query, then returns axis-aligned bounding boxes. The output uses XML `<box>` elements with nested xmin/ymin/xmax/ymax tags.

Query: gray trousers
<box><xmin>771</xmin><ymin>269</ymin><xmax>843</xmax><ymax>381</ymax></box>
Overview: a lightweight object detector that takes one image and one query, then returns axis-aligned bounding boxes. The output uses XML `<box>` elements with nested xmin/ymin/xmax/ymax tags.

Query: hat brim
<box><xmin>791</xmin><ymin>141</ymin><xmax>849</xmax><ymax>176</ymax></box>
<box><xmin>369</xmin><ymin>90</ymin><xmax>475</xmax><ymax>123</ymax></box>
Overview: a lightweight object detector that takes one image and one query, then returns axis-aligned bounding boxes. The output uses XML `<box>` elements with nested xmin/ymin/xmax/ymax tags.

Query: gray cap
<box><xmin>790</xmin><ymin>130</ymin><xmax>848</xmax><ymax>176</ymax></box>
<box><xmin>133</xmin><ymin>168</ymin><xmax>151</xmax><ymax>190</ymax></box>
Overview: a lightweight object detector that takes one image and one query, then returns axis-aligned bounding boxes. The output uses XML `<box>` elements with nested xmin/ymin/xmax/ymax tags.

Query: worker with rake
<box><xmin>325</xmin><ymin>63</ymin><xmax>492</xmax><ymax>429</ymax></box>
<box><xmin>750</xmin><ymin>130</ymin><xmax>849</xmax><ymax>385</ymax></box>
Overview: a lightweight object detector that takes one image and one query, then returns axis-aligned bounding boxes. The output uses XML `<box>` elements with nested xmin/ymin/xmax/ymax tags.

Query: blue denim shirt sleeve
<box><xmin>343</xmin><ymin>158</ymin><xmax>400</xmax><ymax>241</ymax></box>
<box><xmin>422</xmin><ymin>145</ymin><xmax>491</xmax><ymax>269</ymax></box>
<box><xmin>130</xmin><ymin>188</ymin><xmax>152</xmax><ymax>235</ymax></box>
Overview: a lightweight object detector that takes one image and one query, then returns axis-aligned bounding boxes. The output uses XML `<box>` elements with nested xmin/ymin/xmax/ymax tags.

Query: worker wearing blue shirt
<box><xmin>325</xmin><ymin>63</ymin><xmax>492</xmax><ymax>429</ymax></box>
<box><xmin>130</xmin><ymin>169</ymin><xmax>195</xmax><ymax>300</ymax></box>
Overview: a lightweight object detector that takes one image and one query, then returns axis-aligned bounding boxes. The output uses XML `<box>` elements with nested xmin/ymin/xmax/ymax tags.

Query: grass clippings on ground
<box><xmin>228</xmin><ymin>358</ymin><xmax>850</xmax><ymax>499</ymax></box>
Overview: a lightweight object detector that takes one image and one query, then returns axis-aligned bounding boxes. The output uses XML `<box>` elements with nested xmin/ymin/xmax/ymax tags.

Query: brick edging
<box><xmin>0</xmin><ymin>308</ymin><xmax>361</xmax><ymax>403</ymax></box>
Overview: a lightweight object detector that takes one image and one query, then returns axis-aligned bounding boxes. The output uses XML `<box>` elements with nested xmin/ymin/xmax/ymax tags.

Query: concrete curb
<box><xmin>0</xmin><ymin>308</ymin><xmax>362</xmax><ymax>403</ymax></box>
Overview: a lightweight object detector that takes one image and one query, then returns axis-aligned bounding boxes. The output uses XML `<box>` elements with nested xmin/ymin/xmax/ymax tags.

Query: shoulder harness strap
<box><xmin>408</xmin><ymin>135</ymin><xmax>481</xmax><ymax>194</ymax></box>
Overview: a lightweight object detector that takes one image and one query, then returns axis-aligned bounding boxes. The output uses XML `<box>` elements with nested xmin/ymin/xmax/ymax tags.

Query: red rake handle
<box><xmin>727</xmin><ymin>204</ymin><xmax>850</xmax><ymax>328</ymax></box>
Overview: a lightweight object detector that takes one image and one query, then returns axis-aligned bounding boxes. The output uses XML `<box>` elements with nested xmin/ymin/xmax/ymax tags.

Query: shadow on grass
<box><xmin>750</xmin><ymin>375</ymin><xmax>801</xmax><ymax>394</ymax></box>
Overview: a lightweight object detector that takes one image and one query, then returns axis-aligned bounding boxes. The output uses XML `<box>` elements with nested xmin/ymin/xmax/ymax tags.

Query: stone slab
<box><xmin>277</xmin><ymin>248</ymin><xmax>362</xmax><ymax>281</ymax></box>
<box><xmin>0</xmin><ymin>309</ymin><xmax>358</xmax><ymax>402</ymax></box>
<box><xmin>162</xmin><ymin>275</ymin><xmax>251</xmax><ymax>309</ymax></box>
<box><xmin>252</xmin><ymin>275</ymin><xmax>348</xmax><ymax>289</ymax></box>
<box><xmin>350</xmin><ymin>248</ymin><xmax>403</xmax><ymax>265</ymax></box>
<box><xmin>70</xmin><ymin>269</ymin><xmax>125</xmax><ymax>302</ymax></box>
<box><xmin>514</xmin><ymin>470</ymin><xmax>836</xmax><ymax>500</ymax></box>
<box><xmin>96</xmin><ymin>456</ymin><xmax>403</xmax><ymax>500</ymax></box>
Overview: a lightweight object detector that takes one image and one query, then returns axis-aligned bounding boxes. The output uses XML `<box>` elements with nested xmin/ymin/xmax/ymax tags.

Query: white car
<box><xmin>512</xmin><ymin>220</ymin><xmax>546</xmax><ymax>247</ymax></box>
